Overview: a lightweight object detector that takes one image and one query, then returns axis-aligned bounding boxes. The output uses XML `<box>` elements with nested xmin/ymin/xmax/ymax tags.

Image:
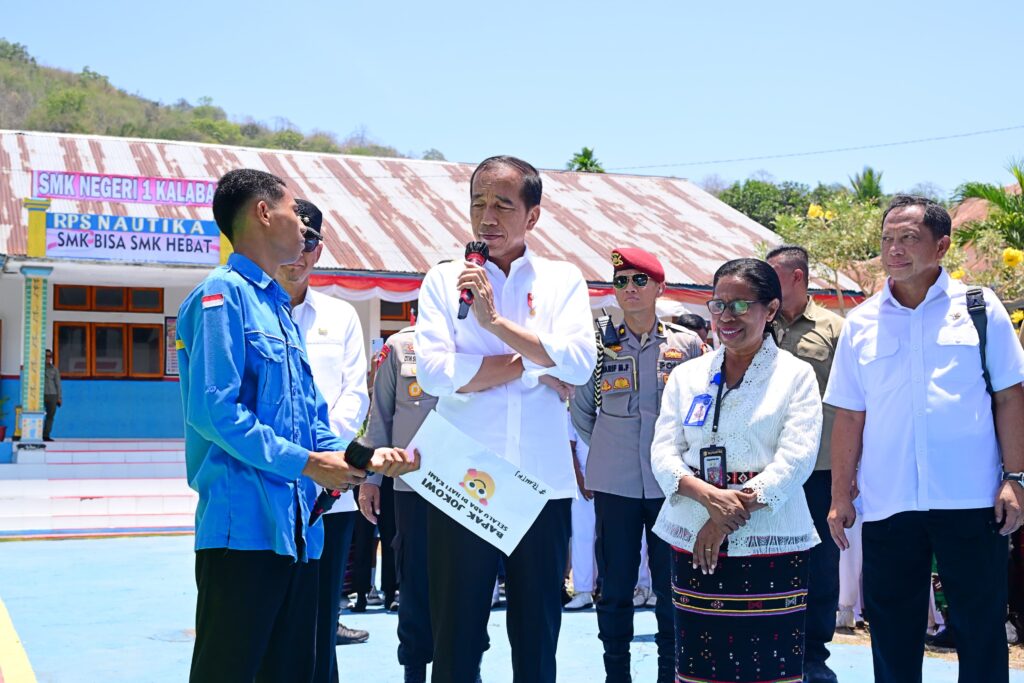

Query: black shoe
<box><xmin>335</xmin><ymin>622</ymin><xmax>369</xmax><ymax>645</ymax></box>
<box><xmin>387</xmin><ymin>593</ymin><xmax>399</xmax><ymax>612</ymax></box>
<box><xmin>925</xmin><ymin>627</ymin><xmax>956</xmax><ymax>649</ymax></box>
<box><xmin>803</xmin><ymin>660</ymin><xmax>838</xmax><ymax>683</ymax></box>
<box><xmin>404</xmin><ymin>664</ymin><xmax>426</xmax><ymax>683</ymax></box>
<box><xmin>351</xmin><ymin>592</ymin><xmax>368</xmax><ymax>613</ymax></box>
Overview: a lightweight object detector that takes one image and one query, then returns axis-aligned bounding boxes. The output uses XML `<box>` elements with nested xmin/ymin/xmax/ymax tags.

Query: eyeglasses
<box><xmin>612</xmin><ymin>273</ymin><xmax>651</xmax><ymax>289</ymax></box>
<box><xmin>706</xmin><ymin>299</ymin><xmax>761</xmax><ymax>316</ymax></box>
<box><xmin>302</xmin><ymin>230</ymin><xmax>321</xmax><ymax>253</ymax></box>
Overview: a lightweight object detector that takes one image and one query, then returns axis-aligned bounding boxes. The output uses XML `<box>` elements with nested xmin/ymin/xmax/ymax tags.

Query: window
<box><xmin>129</xmin><ymin>288</ymin><xmax>163</xmax><ymax>313</ymax></box>
<box><xmin>54</xmin><ymin>285</ymin><xmax>89</xmax><ymax>311</ymax></box>
<box><xmin>54</xmin><ymin>322</ymin><xmax>165</xmax><ymax>379</ymax></box>
<box><xmin>55</xmin><ymin>323</ymin><xmax>89</xmax><ymax>377</ymax></box>
<box><xmin>53</xmin><ymin>285</ymin><xmax>164</xmax><ymax>312</ymax></box>
<box><xmin>381</xmin><ymin>300</ymin><xmax>417</xmax><ymax>322</ymax></box>
<box><xmin>93</xmin><ymin>324</ymin><xmax>126</xmax><ymax>377</ymax></box>
<box><xmin>129</xmin><ymin>324</ymin><xmax>163</xmax><ymax>377</ymax></box>
<box><xmin>93</xmin><ymin>287</ymin><xmax>126</xmax><ymax>311</ymax></box>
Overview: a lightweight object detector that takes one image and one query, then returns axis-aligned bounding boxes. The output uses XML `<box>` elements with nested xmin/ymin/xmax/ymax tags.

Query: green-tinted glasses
<box><xmin>612</xmin><ymin>273</ymin><xmax>651</xmax><ymax>289</ymax></box>
<box><xmin>706</xmin><ymin>299</ymin><xmax>760</xmax><ymax>316</ymax></box>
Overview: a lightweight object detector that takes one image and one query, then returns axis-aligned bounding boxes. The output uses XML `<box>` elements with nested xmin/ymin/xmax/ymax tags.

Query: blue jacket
<box><xmin>177</xmin><ymin>253</ymin><xmax>347</xmax><ymax>561</ymax></box>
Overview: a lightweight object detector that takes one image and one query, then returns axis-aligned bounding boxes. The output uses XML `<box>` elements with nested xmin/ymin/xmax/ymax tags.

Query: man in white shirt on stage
<box><xmin>276</xmin><ymin>198</ymin><xmax>371</xmax><ymax>683</ymax></box>
<box><xmin>415</xmin><ymin>156</ymin><xmax>597</xmax><ymax>683</ymax></box>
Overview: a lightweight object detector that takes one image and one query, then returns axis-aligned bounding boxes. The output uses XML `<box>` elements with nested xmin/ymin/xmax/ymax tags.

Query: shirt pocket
<box><xmin>600</xmin><ymin>372</ymin><xmax>634</xmax><ymax>417</ymax></box>
<box><xmin>796</xmin><ymin>338</ymin><xmax>830</xmax><ymax>363</ymax></box>
<box><xmin>246</xmin><ymin>331</ymin><xmax>287</xmax><ymax>408</ymax></box>
<box><xmin>857</xmin><ymin>335</ymin><xmax>903</xmax><ymax>394</ymax></box>
<box><xmin>934</xmin><ymin>320</ymin><xmax>982</xmax><ymax>391</ymax></box>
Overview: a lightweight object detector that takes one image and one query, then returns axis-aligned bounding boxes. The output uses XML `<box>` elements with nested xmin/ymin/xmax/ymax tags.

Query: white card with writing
<box><xmin>401</xmin><ymin>411</ymin><xmax>551</xmax><ymax>554</ymax></box>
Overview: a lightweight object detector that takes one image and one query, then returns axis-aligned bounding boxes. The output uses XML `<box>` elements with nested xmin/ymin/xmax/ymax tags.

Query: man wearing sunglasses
<box><xmin>276</xmin><ymin>198</ymin><xmax>373</xmax><ymax>681</ymax></box>
<box><xmin>571</xmin><ymin>248</ymin><xmax>704</xmax><ymax>683</ymax></box>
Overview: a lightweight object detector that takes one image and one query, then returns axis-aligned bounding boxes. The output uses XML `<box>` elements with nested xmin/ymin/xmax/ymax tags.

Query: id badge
<box><xmin>699</xmin><ymin>446</ymin><xmax>727</xmax><ymax>489</ymax></box>
<box><xmin>684</xmin><ymin>394</ymin><xmax>713</xmax><ymax>427</ymax></box>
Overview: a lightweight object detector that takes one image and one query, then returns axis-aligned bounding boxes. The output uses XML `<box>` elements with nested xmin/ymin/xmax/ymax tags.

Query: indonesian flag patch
<box><xmin>201</xmin><ymin>294</ymin><xmax>225</xmax><ymax>309</ymax></box>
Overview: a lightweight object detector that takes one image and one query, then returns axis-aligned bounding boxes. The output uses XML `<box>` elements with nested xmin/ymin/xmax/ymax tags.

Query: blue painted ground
<box><xmin>0</xmin><ymin>535</ymin><xmax>1021</xmax><ymax>682</ymax></box>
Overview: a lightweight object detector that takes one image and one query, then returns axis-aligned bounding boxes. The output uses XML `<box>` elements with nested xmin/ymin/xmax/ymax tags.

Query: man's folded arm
<box><xmin>520</xmin><ymin>268</ymin><xmax>597</xmax><ymax>387</ymax></box>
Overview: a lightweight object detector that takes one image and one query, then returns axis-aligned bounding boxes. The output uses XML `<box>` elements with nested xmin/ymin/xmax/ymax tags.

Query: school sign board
<box><xmin>45</xmin><ymin>212</ymin><xmax>221</xmax><ymax>265</ymax></box>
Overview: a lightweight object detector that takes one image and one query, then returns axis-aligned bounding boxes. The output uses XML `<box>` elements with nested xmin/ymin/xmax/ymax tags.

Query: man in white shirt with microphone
<box><xmin>415</xmin><ymin>155</ymin><xmax>597</xmax><ymax>683</ymax></box>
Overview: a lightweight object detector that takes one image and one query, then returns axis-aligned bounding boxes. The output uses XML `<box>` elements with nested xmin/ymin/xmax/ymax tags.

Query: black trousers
<box><xmin>863</xmin><ymin>508</ymin><xmax>1009</xmax><ymax>683</ymax></box>
<box><xmin>427</xmin><ymin>498</ymin><xmax>572</xmax><ymax>683</ymax></box>
<box><xmin>313</xmin><ymin>511</ymin><xmax>358</xmax><ymax>683</ymax></box>
<box><xmin>594</xmin><ymin>492</ymin><xmax>673</xmax><ymax>682</ymax></box>
<box><xmin>352</xmin><ymin>479</ymin><xmax>397</xmax><ymax>595</ymax></box>
<box><xmin>190</xmin><ymin>549</ymin><xmax>318</xmax><ymax>683</ymax></box>
<box><xmin>802</xmin><ymin>470</ymin><xmax>840</xmax><ymax>667</ymax></box>
<box><xmin>43</xmin><ymin>394</ymin><xmax>58</xmax><ymax>439</ymax></box>
<box><xmin>394</xmin><ymin>490</ymin><xmax>434</xmax><ymax>667</ymax></box>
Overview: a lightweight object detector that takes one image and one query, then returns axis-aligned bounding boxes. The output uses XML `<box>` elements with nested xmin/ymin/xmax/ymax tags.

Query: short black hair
<box><xmin>765</xmin><ymin>244</ymin><xmax>810</xmax><ymax>277</ymax></box>
<box><xmin>673</xmin><ymin>313</ymin><xmax>708</xmax><ymax>332</ymax></box>
<box><xmin>470</xmin><ymin>155</ymin><xmax>543</xmax><ymax>210</ymax></box>
<box><xmin>212</xmin><ymin>168</ymin><xmax>287</xmax><ymax>241</ymax></box>
<box><xmin>882</xmin><ymin>194</ymin><xmax>951</xmax><ymax>240</ymax></box>
<box><xmin>713</xmin><ymin>258</ymin><xmax>782</xmax><ymax>338</ymax></box>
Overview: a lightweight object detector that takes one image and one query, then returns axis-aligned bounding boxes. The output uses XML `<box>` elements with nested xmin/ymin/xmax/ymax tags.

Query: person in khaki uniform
<box><xmin>766</xmin><ymin>244</ymin><xmax>844</xmax><ymax>683</ymax></box>
<box><xmin>571</xmin><ymin>248</ymin><xmax>703</xmax><ymax>683</ymax></box>
<box><xmin>358</xmin><ymin>326</ymin><xmax>444</xmax><ymax>683</ymax></box>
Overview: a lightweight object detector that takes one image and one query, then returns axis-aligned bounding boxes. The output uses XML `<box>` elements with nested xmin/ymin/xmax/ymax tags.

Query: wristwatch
<box><xmin>1002</xmin><ymin>471</ymin><xmax>1024</xmax><ymax>483</ymax></box>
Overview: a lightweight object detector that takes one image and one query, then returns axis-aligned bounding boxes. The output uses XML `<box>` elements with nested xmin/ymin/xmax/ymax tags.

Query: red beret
<box><xmin>611</xmin><ymin>248</ymin><xmax>665</xmax><ymax>283</ymax></box>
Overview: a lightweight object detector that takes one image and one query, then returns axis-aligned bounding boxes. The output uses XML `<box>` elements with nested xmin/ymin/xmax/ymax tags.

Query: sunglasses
<box><xmin>302</xmin><ymin>230</ymin><xmax>321</xmax><ymax>253</ymax></box>
<box><xmin>706</xmin><ymin>299</ymin><xmax>761</xmax><ymax>316</ymax></box>
<box><xmin>612</xmin><ymin>273</ymin><xmax>651</xmax><ymax>289</ymax></box>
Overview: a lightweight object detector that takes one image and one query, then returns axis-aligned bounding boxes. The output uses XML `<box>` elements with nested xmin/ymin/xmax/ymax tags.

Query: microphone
<box><xmin>308</xmin><ymin>440</ymin><xmax>376</xmax><ymax>526</ymax></box>
<box><xmin>457</xmin><ymin>241</ymin><xmax>490</xmax><ymax>320</ymax></box>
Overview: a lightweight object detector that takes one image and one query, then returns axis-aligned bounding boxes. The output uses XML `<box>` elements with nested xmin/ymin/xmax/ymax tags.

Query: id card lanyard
<box><xmin>710</xmin><ymin>370</ymin><xmax>740</xmax><ymax>443</ymax></box>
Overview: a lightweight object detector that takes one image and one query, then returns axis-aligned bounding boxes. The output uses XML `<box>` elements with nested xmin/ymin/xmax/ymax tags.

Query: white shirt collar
<box><xmin>880</xmin><ymin>267</ymin><xmax>952</xmax><ymax>310</ymax></box>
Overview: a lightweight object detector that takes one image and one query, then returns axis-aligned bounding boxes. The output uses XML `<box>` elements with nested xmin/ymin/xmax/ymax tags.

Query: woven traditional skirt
<box><xmin>671</xmin><ymin>548</ymin><xmax>810</xmax><ymax>683</ymax></box>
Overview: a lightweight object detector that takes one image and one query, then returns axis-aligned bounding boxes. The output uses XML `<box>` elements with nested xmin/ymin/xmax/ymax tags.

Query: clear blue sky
<box><xmin>6</xmin><ymin>0</ymin><xmax>1023</xmax><ymax>197</ymax></box>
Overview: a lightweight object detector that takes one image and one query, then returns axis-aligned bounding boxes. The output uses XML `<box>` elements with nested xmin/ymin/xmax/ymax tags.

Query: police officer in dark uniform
<box><xmin>358</xmin><ymin>326</ymin><xmax>440</xmax><ymax>683</ymax></box>
<box><xmin>571</xmin><ymin>248</ymin><xmax>704</xmax><ymax>683</ymax></box>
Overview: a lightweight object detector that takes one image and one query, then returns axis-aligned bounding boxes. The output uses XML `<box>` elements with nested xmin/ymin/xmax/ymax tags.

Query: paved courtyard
<box><xmin>0</xmin><ymin>535</ymin><xmax>1020</xmax><ymax>682</ymax></box>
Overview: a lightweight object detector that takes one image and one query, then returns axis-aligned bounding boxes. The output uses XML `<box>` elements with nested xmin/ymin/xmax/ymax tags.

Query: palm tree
<box><xmin>849</xmin><ymin>166</ymin><xmax>884</xmax><ymax>205</ymax></box>
<box><xmin>566</xmin><ymin>147</ymin><xmax>605</xmax><ymax>173</ymax></box>
<box><xmin>954</xmin><ymin>162</ymin><xmax>1024</xmax><ymax>249</ymax></box>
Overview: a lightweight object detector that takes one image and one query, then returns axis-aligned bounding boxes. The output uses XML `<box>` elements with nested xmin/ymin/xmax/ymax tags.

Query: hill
<box><xmin>0</xmin><ymin>38</ymin><xmax>442</xmax><ymax>160</ymax></box>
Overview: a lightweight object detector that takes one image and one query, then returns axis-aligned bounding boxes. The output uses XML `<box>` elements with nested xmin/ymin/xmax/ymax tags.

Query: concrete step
<box><xmin>0</xmin><ymin>461</ymin><xmax>186</xmax><ymax>479</ymax></box>
<box><xmin>0</xmin><ymin>477</ymin><xmax>196</xmax><ymax>537</ymax></box>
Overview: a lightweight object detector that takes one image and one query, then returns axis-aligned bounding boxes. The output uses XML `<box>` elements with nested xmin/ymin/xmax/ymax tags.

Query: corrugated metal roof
<box><xmin>0</xmin><ymin>130</ymin><xmax>859</xmax><ymax>291</ymax></box>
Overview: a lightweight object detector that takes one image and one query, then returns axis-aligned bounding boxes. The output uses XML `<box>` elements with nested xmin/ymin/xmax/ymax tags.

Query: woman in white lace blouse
<box><xmin>651</xmin><ymin>258</ymin><xmax>822</xmax><ymax>683</ymax></box>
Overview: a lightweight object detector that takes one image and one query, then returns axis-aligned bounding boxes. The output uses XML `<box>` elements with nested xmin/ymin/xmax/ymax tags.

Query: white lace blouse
<box><xmin>651</xmin><ymin>339</ymin><xmax>823</xmax><ymax>556</ymax></box>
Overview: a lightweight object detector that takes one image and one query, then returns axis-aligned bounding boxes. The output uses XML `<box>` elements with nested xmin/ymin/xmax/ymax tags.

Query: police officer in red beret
<box><xmin>571</xmin><ymin>248</ymin><xmax>704</xmax><ymax>683</ymax></box>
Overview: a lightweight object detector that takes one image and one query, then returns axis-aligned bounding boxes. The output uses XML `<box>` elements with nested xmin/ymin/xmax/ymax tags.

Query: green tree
<box><xmin>0</xmin><ymin>39</ymin><xmax>35</xmax><ymax>64</ymax></box>
<box><xmin>566</xmin><ymin>147</ymin><xmax>605</xmax><ymax>173</ymax></box>
<box><xmin>27</xmin><ymin>87</ymin><xmax>89</xmax><ymax>132</ymax></box>
<box><xmin>422</xmin><ymin>148</ymin><xmax>446</xmax><ymax>161</ymax></box>
<box><xmin>718</xmin><ymin>179</ymin><xmax>811</xmax><ymax>230</ymax></box>
<box><xmin>849</xmin><ymin>166</ymin><xmax>884</xmax><ymax>205</ymax></box>
<box><xmin>953</xmin><ymin>162</ymin><xmax>1024</xmax><ymax>249</ymax></box>
<box><xmin>774</xmin><ymin>195</ymin><xmax>883</xmax><ymax>312</ymax></box>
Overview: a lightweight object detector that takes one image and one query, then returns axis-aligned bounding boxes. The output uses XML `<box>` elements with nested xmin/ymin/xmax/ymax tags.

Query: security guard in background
<box><xmin>358</xmin><ymin>326</ymin><xmax>440</xmax><ymax>683</ymax></box>
<box><xmin>571</xmin><ymin>248</ymin><xmax>704</xmax><ymax>683</ymax></box>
